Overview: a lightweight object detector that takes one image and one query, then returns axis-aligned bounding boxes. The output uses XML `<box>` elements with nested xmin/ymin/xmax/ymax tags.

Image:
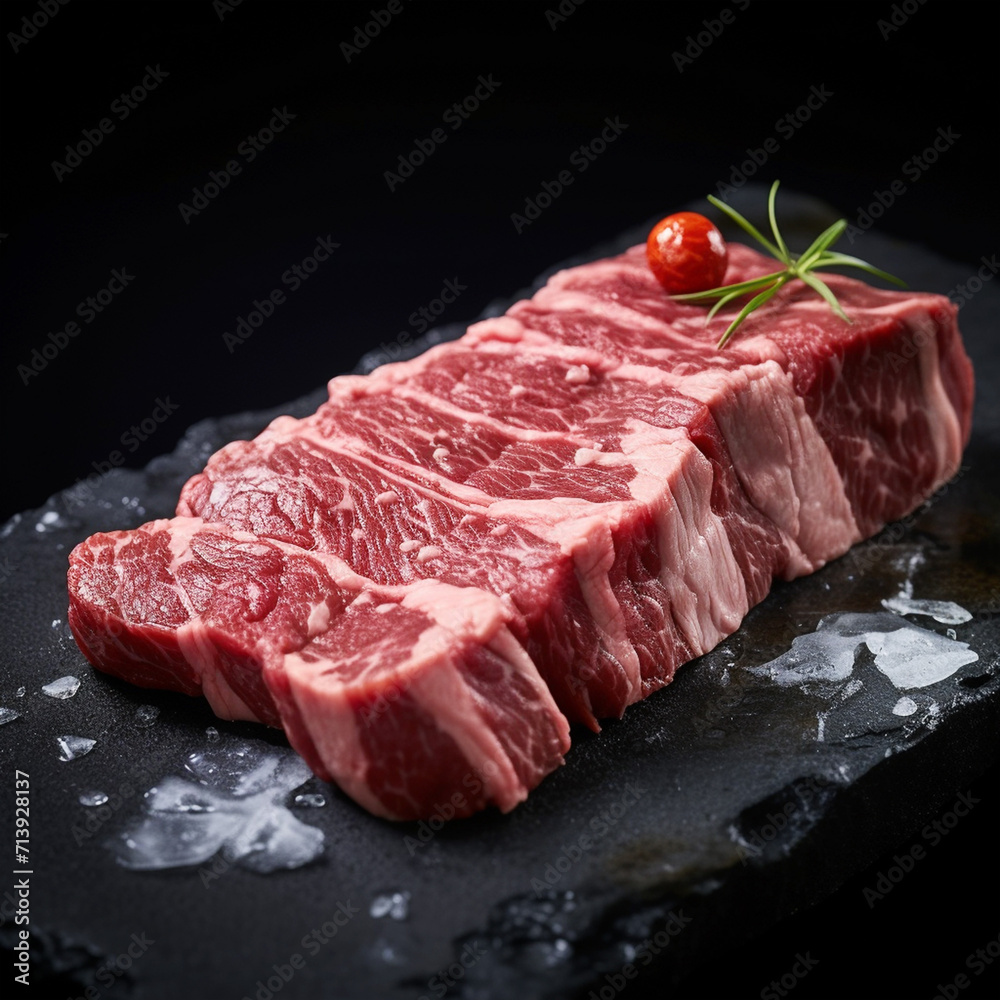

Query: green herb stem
<box><xmin>677</xmin><ymin>181</ymin><xmax>906</xmax><ymax>349</ymax></box>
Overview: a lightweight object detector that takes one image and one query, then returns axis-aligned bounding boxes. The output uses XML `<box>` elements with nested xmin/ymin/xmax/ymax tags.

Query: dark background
<box><xmin>2</xmin><ymin>2</ymin><xmax>997</xmax><ymax>998</ymax></box>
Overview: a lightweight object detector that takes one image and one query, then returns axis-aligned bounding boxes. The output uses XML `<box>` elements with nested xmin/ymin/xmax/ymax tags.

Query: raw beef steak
<box><xmin>67</xmin><ymin>242</ymin><xmax>974</xmax><ymax>819</ymax></box>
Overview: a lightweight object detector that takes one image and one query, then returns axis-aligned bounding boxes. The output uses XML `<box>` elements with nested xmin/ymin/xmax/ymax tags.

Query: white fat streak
<box><xmin>554</xmin><ymin>515</ymin><xmax>642</xmax><ymax>703</ymax></box>
<box><xmin>400</xmin><ymin>581</ymin><xmax>509</xmax><ymax>638</ymax></box>
<box><xmin>468</xmin><ymin>337</ymin><xmax>612</xmax><ymax>372</ymax></box>
<box><xmin>306</xmin><ymin>600</ymin><xmax>332</xmax><ymax>637</ymax></box>
<box><xmin>486</xmin><ymin>625</ymin><xmax>571</xmax><ymax>754</ymax></box>
<box><xmin>385</xmin><ymin>384</ymin><xmax>598</xmax><ymax>448</ymax></box>
<box><xmin>408</xmin><ymin>655</ymin><xmax>526</xmax><ymax>813</ymax></box>
<box><xmin>665</xmin><ymin>361</ymin><xmax>858</xmax><ymax>572</ymax></box>
<box><xmin>527</xmin><ymin>287</ymin><xmax>687</xmax><ymax>337</ymax></box>
<box><xmin>621</xmin><ymin>424</ymin><xmax>748</xmax><ymax>659</ymax></box>
<box><xmin>175</xmin><ymin>620</ymin><xmax>261</xmax><ymax>722</ymax></box>
<box><xmin>281</xmin><ymin>648</ymin><xmax>387</xmax><ymax>817</ymax></box>
<box><xmin>914</xmin><ymin>317</ymin><xmax>964</xmax><ymax>487</ymax></box>
<box><xmin>287</xmin><ymin>428</ymin><xmax>496</xmax><ymax>511</ymax></box>
<box><xmin>464</xmin><ymin>315</ymin><xmax>529</xmax><ymax>345</ymax></box>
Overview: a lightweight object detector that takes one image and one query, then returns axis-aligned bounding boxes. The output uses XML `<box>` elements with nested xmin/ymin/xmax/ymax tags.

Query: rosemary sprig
<box><xmin>673</xmin><ymin>181</ymin><xmax>906</xmax><ymax>349</ymax></box>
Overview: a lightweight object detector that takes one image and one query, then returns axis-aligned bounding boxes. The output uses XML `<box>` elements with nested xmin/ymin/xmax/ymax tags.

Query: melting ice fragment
<box><xmin>0</xmin><ymin>707</ymin><xmax>21</xmax><ymax>725</ymax></box>
<box><xmin>79</xmin><ymin>791</ymin><xmax>109</xmax><ymax>807</ymax></box>
<box><xmin>749</xmin><ymin>612</ymin><xmax>978</xmax><ymax>691</ymax></box>
<box><xmin>42</xmin><ymin>675</ymin><xmax>81</xmax><ymax>699</ymax></box>
<box><xmin>228</xmin><ymin>802</ymin><xmax>326</xmax><ymax>873</ymax></box>
<box><xmin>134</xmin><ymin>705</ymin><xmax>160</xmax><ymax>726</ymax></box>
<box><xmin>57</xmin><ymin>735</ymin><xmax>96</xmax><ymax>761</ymax></box>
<box><xmin>115</xmin><ymin>738</ymin><xmax>324</xmax><ymax>873</ymax></box>
<box><xmin>892</xmin><ymin>696</ymin><xmax>919</xmax><ymax>717</ymax></box>
<box><xmin>146</xmin><ymin>776</ymin><xmax>220</xmax><ymax>813</ymax></box>
<box><xmin>881</xmin><ymin>595</ymin><xmax>973</xmax><ymax>625</ymax></box>
<box><xmin>117</xmin><ymin>809</ymin><xmax>247</xmax><ymax>870</ymax></box>
<box><xmin>865</xmin><ymin>627</ymin><xmax>978</xmax><ymax>689</ymax></box>
<box><xmin>747</xmin><ymin>629</ymin><xmax>859</xmax><ymax>687</ymax></box>
<box><xmin>370</xmin><ymin>891</ymin><xmax>411</xmax><ymax>920</ymax></box>
<box><xmin>184</xmin><ymin>743</ymin><xmax>259</xmax><ymax>791</ymax></box>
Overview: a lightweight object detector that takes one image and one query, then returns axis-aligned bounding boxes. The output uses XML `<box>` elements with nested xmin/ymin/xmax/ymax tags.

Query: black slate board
<box><xmin>1</xmin><ymin>194</ymin><xmax>998</xmax><ymax>1000</ymax></box>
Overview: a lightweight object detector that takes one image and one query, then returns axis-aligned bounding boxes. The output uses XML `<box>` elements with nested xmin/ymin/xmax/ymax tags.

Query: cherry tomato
<box><xmin>646</xmin><ymin>212</ymin><xmax>728</xmax><ymax>294</ymax></box>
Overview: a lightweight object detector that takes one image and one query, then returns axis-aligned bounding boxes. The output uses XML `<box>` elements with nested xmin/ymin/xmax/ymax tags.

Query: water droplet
<box><xmin>15</xmin><ymin>687</ymin><xmax>25</xmax><ymax>698</ymax></box>
<box><xmin>370</xmin><ymin>891</ymin><xmax>410</xmax><ymax>920</ymax></box>
<box><xmin>294</xmin><ymin>793</ymin><xmax>326</xmax><ymax>808</ymax></box>
<box><xmin>51</xmin><ymin>619</ymin><xmax>62</xmax><ymax>628</ymax></box>
<box><xmin>135</xmin><ymin>705</ymin><xmax>160</xmax><ymax>726</ymax></box>
<box><xmin>0</xmin><ymin>707</ymin><xmax>21</xmax><ymax>726</ymax></box>
<box><xmin>79</xmin><ymin>791</ymin><xmax>109</xmax><ymax>807</ymax></box>
<box><xmin>377</xmin><ymin>942</ymin><xmax>400</xmax><ymax>963</ymax></box>
<box><xmin>35</xmin><ymin>510</ymin><xmax>67</xmax><ymax>533</ymax></box>
<box><xmin>57</xmin><ymin>735</ymin><xmax>96</xmax><ymax>761</ymax></box>
<box><xmin>42</xmin><ymin>675</ymin><xmax>81</xmax><ymax>699</ymax></box>
<box><xmin>205</xmin><ymin>726</ymin><xmax>220</xmax><ymax>743</ymax></box>
<box><xmin>547</xmin><ymin>938</ymin><xmax>572</xmax><ymax>964</ymax></box>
